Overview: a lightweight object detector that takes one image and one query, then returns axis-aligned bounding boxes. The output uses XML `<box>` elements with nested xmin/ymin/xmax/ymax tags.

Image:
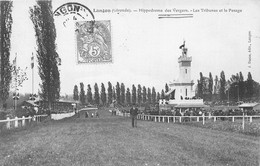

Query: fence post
<box><xmin>242</xmin><ymin>113</ymin><xmax>245</xmax><ymax>130</ymax></box>
<box><xmin>179</xmin><ymin>117</ymin><xmax>181</xmax><ymax>123</ymax></box>
<box><xmin>162</xmin><ymin>117</ymin><xmax>164</xmax><ymax>123</ymax></box>
<box><xmin>214</xmin><ymin>116</ymin><xmax>216</xmax><ymax>122</ymax></box>
<box><xmin>155</xmin><ymin>116</ymin><xmax>157</xmax><ymax>122</ymax></box>
<box><xmin>14</xmin><ymin>116</ymin><xmax>18</xmax><ymax>128</ymax></box>
<box><xmin>159</xmin><ymin>116</ymin><xmax>161</xmax><ymax>122</ymax></box>
<box><xmin>22</xmin><ymin>116</ymin><xmax>25</xmax><ymax>126</ymax></box>
<box><xmin>6</xmin><ymin>117</ymin><xmax>10</xmax><ymax>129</ymax></box>
<box><xmin>197</xmin><ymin>117</ymin><xmax>199</xmax><ymax>122</ymax></box>
<box><xmin>250</xmin><ymin>116</ymin><xmax>252</xmax><ymax>123</ymax></box>
<box><xmin>173</xmin><ymin>116</ymin><xmax>175</xmax><ymax>123</ymax></box>
<box><xmin>168</xmin><ymin>117</ymin><xmax>170</xmax><ymax>123</ymax></box>
<box><xmin>28</xmin><ymin>116</ymin><xmax>31</xmax><ymax>123</ymax></box>
<box><xmin>232</xmin><ymin>116</ymin><xmax>234</xmax><ymax>122</ymax></box>
<box><xmin>202</xmin><ymin>114</ymin><xmax>205</xmax><ymax>125</ymax></box>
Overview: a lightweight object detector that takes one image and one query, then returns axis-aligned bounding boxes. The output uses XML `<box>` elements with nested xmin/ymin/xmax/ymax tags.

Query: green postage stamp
<box><xmin>76</xmin><ymin>20</ymin><xmax>112</xmax><ymax>64</ymax></box>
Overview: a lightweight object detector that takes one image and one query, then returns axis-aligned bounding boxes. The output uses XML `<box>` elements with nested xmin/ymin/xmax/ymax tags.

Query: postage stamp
<box><xmin>75</xmin><ymin>20</ymin><xmax>112</xmax><ymax>64</ymax></box>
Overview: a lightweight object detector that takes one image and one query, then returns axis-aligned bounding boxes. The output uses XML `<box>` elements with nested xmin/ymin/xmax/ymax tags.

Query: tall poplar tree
<box><xmin>120</xmin><ymin>83</ymin><xmax>125</xmax><ymax>104</ymax></box>
<box><xmin>161</xmin><ymin>89</ymin><xmax>165</xmax><ymax>99</ymax></box>
<box><xmin>100</xmin><ymin>83</ymin><xmax>106</xmax><ymax>106</ymax></box>
<box><xmin>208</xmin><ymin>72</ymin><xmax>213</xmax><ymax>100</ymax></box>
<box><xmin>107</xmin><ymin>81</ymin><xmax>112</xmax><ymax>104</ymax></box>
<box><xmin>0</xmin><ymin>1</ymin><xmax>13</xmax><ymax>110</ymax></box>
<box><xmin>219</xmin><ymin>71</ymin><xmax>226</xmax><ymax>101</ymax></box>
<box><xmin>73</xmin><ymin>85</ymin><xmax>79</xmax><ymax>101</ymax></box>
<box><xmin>126</xmin><ymin>87</ymin><xmax>131</xmax><ymax>105</ymax></box>
<box><xmin>79</xmin><ymin>82</ymin><xmax>85</xmax><ymax>104</ymax></box>
<box><xmin>30</xmin><ymin>0</ymin><xmax>60</xmax><ymax>108</ymax></box>
<box><xmin>246</xmin><ymin>72</ymin><xmax>253</xmax><ymax>100</ymax></box>
<box><xmin>156</xmin><ymin>92</ymin><xmax>160</xmax><ymax>102</ymax></box>
<box><xmin>142</xmin><ymin>86</ymin><xmax>147</xmax><ymax>104</ymax></box>
<box><xmin>147</xmin><ymin>87</ymin><xmax>151</xmax><ymax>104</ymax></box>
<box><xmin>87</xmin><ymin>84</ymin><xmax>93</xmax><ymax>104</ymax></box>
<box><xmin>94</xmin><ymin>83</ymin><xmax>99</xmax><ymax>105</ymax></box>
<box><xmin>137</xmin><ymin>84</ymin><xmax>142</xmax><ymax>105</ymax></box>
<box><xmin>152</xmin><ymin>87</ymin><xmax>156</xmax><ymax>105</ymax></box>
<box><xmin>239</xmin><ymin>72</ymin><xmax>245</xmax><ymax>100</ymax></box>
<box><xmin>116</xmin><ymin>82</ymin><xmax>120</xmax><ymax>104</ymax></box>
<box><xmin>132</xmin><ymin>85</ymin><xmax>136</xmax><ymax>104</ymax></box>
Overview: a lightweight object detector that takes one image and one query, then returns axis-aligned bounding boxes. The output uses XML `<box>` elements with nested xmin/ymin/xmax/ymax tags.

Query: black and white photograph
<box><xmin>0</xmin><ymin>0</ymin><xmax>260</xmax><ymax>165</ymax></box>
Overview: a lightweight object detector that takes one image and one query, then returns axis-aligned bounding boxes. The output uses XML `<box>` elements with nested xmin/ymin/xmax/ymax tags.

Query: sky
<box><xmin>9</xmin><ymin>0</ymin><xmax>260</xmax><ymax>95</ymax></box>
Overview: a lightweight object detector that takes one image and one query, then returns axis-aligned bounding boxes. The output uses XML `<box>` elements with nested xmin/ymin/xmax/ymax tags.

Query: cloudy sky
<box><xmin>10</xmin><ymin>0</ymin><xmax>260</xmax><ymax>95</ymax></box>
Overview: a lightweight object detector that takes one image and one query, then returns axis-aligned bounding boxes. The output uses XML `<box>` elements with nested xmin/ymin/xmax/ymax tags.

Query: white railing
<box><xmin>118</xmin><ymin>112</ymin><xmax>260</xmax><ymax>130</ymax></box>
<box><xmin>0</xmin><ymin>114</ymin><xmax>48</xmax><ymax>132</ymax></box>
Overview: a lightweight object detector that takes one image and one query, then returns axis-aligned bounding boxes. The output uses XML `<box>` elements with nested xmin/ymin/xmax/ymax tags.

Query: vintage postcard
<box><xmin>0</xmin><ymin>0</ymin><xmax>260</xmax><ymax>165</ymax></box>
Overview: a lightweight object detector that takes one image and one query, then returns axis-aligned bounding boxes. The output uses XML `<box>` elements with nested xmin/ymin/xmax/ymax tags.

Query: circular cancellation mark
<box><xmin>53</xmin><ymin>2</ymin><xmax>95</xmax><ymax>27</ymax></box>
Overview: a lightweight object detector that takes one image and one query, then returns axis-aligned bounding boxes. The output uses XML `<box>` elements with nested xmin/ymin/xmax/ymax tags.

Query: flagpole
<box><xmin>32</xmin><ymin>52</ymin><xmax>34</xmax><ymax>96</ymax></box>
<box><xmin>14</xmin><ymin>53</ymin><xmax>17</xmax><ymax>110</ymax></box>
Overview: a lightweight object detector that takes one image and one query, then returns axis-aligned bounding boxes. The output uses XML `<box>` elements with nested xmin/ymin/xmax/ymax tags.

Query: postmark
<box><xmin>76</xmin><ymin>20</ymin><xmax>112</xmax><ymax>64</ymax></box>
<box><xmin>53</xmin><ymin>2</ymin><xmax>95</xmax><ymax>27</ymax></box>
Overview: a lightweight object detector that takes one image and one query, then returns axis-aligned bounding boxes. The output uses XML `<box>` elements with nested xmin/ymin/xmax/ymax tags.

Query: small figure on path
<box><xmin>130</xmin><ymin>104</ymin><xmax>138</xmax><ymax>127</ymax></box>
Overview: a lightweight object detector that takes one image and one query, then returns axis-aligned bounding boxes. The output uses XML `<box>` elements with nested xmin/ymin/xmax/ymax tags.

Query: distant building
<box><xmin>238</xmin><ymin>103</ymin><xmax>260</xmax><ymax>112</ymax></box>
<box><xmin>160</xmin><ymin>42</ymin><xmax>207</xmax><ymax>112</ymax></box>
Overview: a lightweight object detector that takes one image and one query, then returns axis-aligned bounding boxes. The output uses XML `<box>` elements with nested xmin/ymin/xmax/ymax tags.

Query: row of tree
<box><xmin>73</xmin><ymin>82</ymin><xmax>163</xmax><ymax>106</ymax></box>
<box><xmin>196</xmin><ymin>71</ymin><xmax>260</xmax><ymax>102</ymax></box>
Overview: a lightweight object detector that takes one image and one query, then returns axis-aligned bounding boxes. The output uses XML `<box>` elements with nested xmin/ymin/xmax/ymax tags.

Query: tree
<box><xmin>100</xmin><ymin>83</ymin><xmax>106</xmax><ymax>106</ymax></box>
<box><xmin>161</xmin><ymin>89</ymin><xmax>165</xmax><ymax>99</ymax></box>
<box><xmin>197</xmin><ymin>72</ymin><xmax>204</xmax><ymax>98</ymax></box>
<box><xmin>73</xmin><ymin>85</ymin><xmax>79</xmax><ymax>101</ymax></box>
<box><xmin>137</xmin><ymin>84</ymin><xmax>142</xmax><ymax>105</ymax></box>
<box><xmin>219</xmin><ymin>71</ymin><xmax>226</xmax><ymax>101</ymax></box>
<box><xmin>152</xmin><ymin>87</ymin><xmax>156</xmax><ymax>105</ymax></box>
<box><xmin>238</xmin><ymin>72</ymin><xmax>245</xmax><ymax>100</ymax></box>
<box><xmin>116</xmin><ymin>82</ymin><xmax>120</xmax><ymax>104</ymax></box>
<box><xmin>126</xmin><ymin>88</ymin><xmax>131</xmax><ymax>105</ymax></box>
<box><xmin>214</xmin><ymin>75</ymin><xmax>219</xmax><ymax>94</ymax></box>
<box><xmin>147</xmin><ymin>87</ymin><xmax>151</xmax><ymax>104</ymax></box>
<box><xmin>165</xmin><ymin>83</ymin><xmax>169</xmax><ymax>100</ymax></box>
<box><xmin>112</xmin><ymin>87</ymin><xmax>116</xmax><ymax>102</ymax></box>
<box><xmin>87</xmin><ymin>84</ymin><xmax>92</xmax><ymax>104</ymax></box>
<box><xmin>246</xmin><ymin>72</ymin><xmax>253</xmax><ymax>100</ymax></box>
<box><xmin>142</xmin><ymin>86</ymin><xmax>147</xmax><ymax>104</ymax></box>
<box><xmin>94</xmin><ymin>83</ymin><xmax>99</xmax><ymax>105</ymax></box>
<box><xmin>208</xmin><ymin>72</ymin><xmax>213</xmax><ymax>100</ymax></box>
<box><xmin>120</xmin><ymin>83</ymin><xmax>125</xmax><ymax>105</ymax></box>
<box><xmin>157</xmin><ymin>92</ymin><xmax>160</xmax><ymax>102</ymax></box>
<box><xmin>229</xmin><ymin>73</ymin><xmax>239</xmax><ymax>101</ymax></box>
<box><xmin>107</xmin><ymin>82</ymin><xmax>112</xmax><ymax>104</ymax></box>
<box><xmin>0</xmin><ymin>1</ymin><xmax>13</xmax><ymax>110</ymax></box>
<box><xmin>79</xmin><ymin>83</ymin><xmax>85</xmax><ymax>104</ymax></box>
<box><xmin>132</xmin><ymin>85</ymin><xmax>136</xmax><ymax>104</ymax></box>
<box><xmin>30</xmin><ymin>1</ymin><xmax>60</xmax><ymax>108</ymax></box>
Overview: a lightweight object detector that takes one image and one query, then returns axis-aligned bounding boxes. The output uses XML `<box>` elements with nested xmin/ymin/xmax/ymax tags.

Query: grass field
<box><xmin>0</xmin><ymin>109</ymin><xmax>259</xmax><ymax>166</ymax></box>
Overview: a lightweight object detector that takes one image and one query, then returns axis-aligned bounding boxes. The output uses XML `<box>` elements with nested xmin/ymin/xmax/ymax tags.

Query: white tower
<box><xmin>168</xmin><ymin>41</ymin><xmax>194</xmax><ymax>100</ymax></box>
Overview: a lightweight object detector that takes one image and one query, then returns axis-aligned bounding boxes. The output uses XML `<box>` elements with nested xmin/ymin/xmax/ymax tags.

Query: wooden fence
<box><xmin>0</xmin><ymin>115</ymin><xmax>48</xmax><ymax>132</ymax></box>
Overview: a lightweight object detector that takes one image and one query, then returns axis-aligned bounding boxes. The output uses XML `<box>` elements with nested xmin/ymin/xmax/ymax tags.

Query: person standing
<box><xmin>130</xmin><ymin>104</ymin><xmax>138</xmax><ymax>127</ymax></box>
